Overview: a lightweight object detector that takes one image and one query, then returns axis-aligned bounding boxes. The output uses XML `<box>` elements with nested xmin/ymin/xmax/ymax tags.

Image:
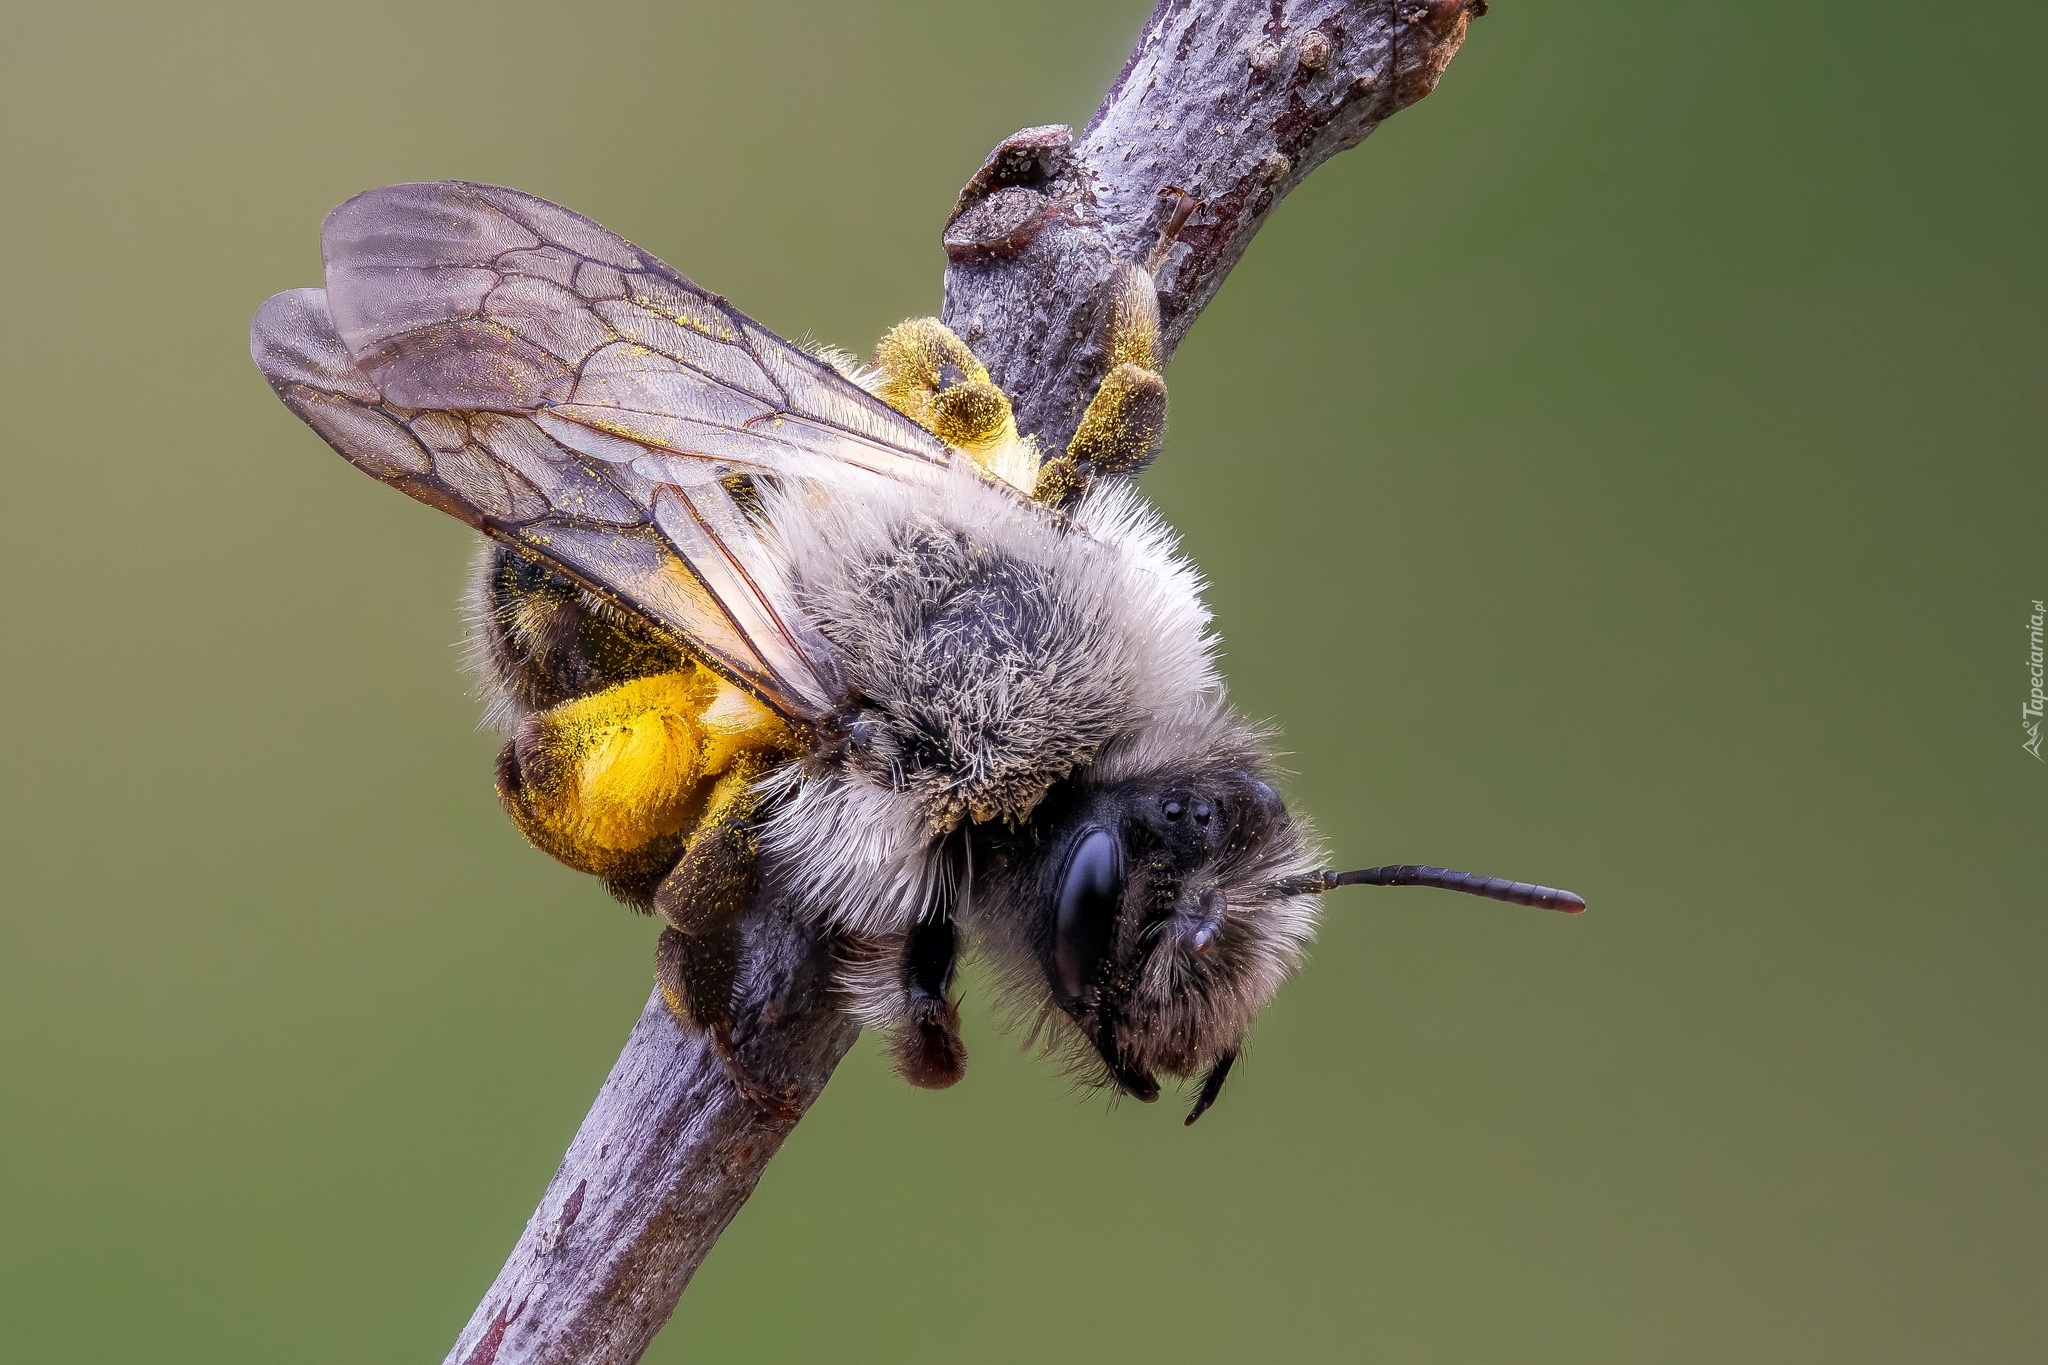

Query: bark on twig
<box><xmin>445</xmin><ymin>4</ymin><xmax>1479</xmax><ymax>1361</ymax></box>
<box><xmin>942</xmin><ymin>0</ymin><xmax>1479</xmax><ymax>451</ymax></box>
<box><xmin>444</xmin><ymin>901</ymin><xmax>856</xmax><ymax>1365</ymax></box>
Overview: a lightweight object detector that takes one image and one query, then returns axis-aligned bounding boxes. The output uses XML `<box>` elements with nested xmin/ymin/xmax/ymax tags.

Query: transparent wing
<box><xmin>251</xmin><ymin>181</ymin><xmax>968</xmax><ymax>722</ymax></box>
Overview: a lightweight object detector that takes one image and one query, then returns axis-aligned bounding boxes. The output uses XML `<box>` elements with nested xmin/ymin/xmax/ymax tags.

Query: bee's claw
<box><xmin>1182</xmin><ymin>1050</ymin><xmax>1237</xmax><ymax>1126</ymax></box>
<box><xmin>709</xmin><ymin>1022</ymin><xmax>805</xmax><ymax>1126</ymax></box>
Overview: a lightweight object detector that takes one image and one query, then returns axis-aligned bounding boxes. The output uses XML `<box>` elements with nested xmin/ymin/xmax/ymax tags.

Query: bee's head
<box><xmin>973</xmin><ymin>725</ymin><xmax>1323</xmax><ymax>1123</ymax></box>
<box><xmin>963</xmin><ymin>716</ymin><xmax>1586</xmax><ymax>1125</ymax></box>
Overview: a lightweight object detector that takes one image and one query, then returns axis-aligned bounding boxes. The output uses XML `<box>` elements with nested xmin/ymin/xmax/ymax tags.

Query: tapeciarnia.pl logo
<box><xmin>2026</xmin><ymin>599</ymin><xmax>2045</xmax><ymax>762</ymax></box>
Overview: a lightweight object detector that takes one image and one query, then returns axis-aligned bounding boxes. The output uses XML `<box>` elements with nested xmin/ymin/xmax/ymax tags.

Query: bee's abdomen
<box><xmin>470</xmin><ymin>544</ymin><xmax>687</xmax><ymax>722</ymax></box>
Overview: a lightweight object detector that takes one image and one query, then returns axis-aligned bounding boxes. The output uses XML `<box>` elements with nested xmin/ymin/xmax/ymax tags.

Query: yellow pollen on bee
<box><xmin>510</xmin><ymin>668</ymin><xmax>791</xmax><ymax>857</ymax></box>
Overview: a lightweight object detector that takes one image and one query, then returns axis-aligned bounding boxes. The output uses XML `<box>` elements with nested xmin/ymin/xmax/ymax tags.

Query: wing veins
<box><xmin>550</xmin><ymin>403</ymin><xmax>947</xmax><ymax>476</ymax></box>
<box><xmin>661</xmin><ymin>486</ymin><xmax>816</xmax><ymax>688</ymax></box>
<box><xmin>468</xmin><ymin>218</ymin><xmax>950</xmax><ymax>472</ymax></box>
<box><xmin>263</xmin><ymin>184</ymin><xmax>1019</xmax><ymax>726</ymax></box>
<box><xmin>483</xmin><ymin>523</ymin><xmax>790</xmax><ymax>714</ymax></box>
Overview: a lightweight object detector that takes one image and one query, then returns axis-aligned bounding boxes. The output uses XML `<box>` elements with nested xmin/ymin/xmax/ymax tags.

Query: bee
<box><xmin>252</xmin><ymin>181</ymin><xmax>1581</xmax><ymax>1125</ymax></box>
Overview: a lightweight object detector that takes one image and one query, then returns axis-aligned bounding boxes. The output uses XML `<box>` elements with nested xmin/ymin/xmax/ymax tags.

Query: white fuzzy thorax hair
<box><xmin>754</xmin><ymin>465</ymin><xmax>1224</xmax><ymax>938</ymax></box>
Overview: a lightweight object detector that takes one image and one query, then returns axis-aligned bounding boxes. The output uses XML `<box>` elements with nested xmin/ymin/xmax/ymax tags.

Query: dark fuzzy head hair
<box><xmin>966</xmin><ymin>702</ymin><xmax>1324</xmax><ymax>1105</ymax></box>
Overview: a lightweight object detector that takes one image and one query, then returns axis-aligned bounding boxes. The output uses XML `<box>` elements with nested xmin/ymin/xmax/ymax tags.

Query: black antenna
<box><xmin>1303</xmin><ymin>864</ymin><xmax>1585</xmax><ymax>914</ymax></box>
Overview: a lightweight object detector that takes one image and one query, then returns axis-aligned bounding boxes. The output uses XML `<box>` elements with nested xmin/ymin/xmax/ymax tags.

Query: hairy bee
<box><xmin>252</xmin><ymin>181</ymin><xmax>1580</xmax><ymax>1124</ymax></box>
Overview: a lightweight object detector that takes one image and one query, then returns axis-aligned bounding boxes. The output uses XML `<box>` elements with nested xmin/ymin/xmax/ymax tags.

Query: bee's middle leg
<box><xmin>650</xmin><ymin>793</ymin><xmax>805</xmax><ymax>1122</ymax></box>
<box><xmin>651</xmin><ymin>818</ymin><xmax>756</xmax><ymax>1028</ymax></box>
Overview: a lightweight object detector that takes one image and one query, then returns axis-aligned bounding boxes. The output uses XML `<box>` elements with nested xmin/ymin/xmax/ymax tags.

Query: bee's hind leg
<box><xmin>865</xmin><ymin>318</ymin><xmax>1044</xmax><ymax>494</ymax></box>
<box><xmin>1033</xmin><ymin>264</ymin><xmax>1169</xmax><ymax>506</ymax></box>
<box><xmin>654</xmin><ymin>921</ymin><xmax>740</xmax><ymax>1035</ymax></box>
<box><xmin>870</xmin><ymin>317</ymin><xmax>1018</xmax><ymax>453</ymax></box>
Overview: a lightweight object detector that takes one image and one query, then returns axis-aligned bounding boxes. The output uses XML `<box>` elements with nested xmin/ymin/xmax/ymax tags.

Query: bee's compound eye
<box><xmin>1053</xmin><ymin>827</ymin><xmax>1123</xmax><ymax>1002</ymax></box>
<box><xmin>1162</xmin><ymin>799</ymin><xmax>1185</xmax><ymax>820</ymax></box>
<box><xmin>1250</xmin><ymin>779</ymin><xmax>1284</xmax><ymax>823</ymax></box>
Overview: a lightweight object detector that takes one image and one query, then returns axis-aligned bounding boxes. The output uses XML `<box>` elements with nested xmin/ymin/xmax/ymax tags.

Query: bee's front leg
<box><xmin>888</xmin><ymin>913</ymin><xmax>967</xmax><ymax>1090</ymax></box>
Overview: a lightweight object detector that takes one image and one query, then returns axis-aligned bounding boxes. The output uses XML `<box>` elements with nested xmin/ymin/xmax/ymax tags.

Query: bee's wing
<box><xmin>252</xmin><ymin>181</ymin><xmax>963</xmax><ymax>722</ymax></box>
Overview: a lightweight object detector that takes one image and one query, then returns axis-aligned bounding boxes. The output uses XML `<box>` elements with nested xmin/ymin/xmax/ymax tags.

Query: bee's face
<box><xmin>978</xmin><ymin>762</ymin><xmax>1322</xmax><ymax>1105</ymax></box>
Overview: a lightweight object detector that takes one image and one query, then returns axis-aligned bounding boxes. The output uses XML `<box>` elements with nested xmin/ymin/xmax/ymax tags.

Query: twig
<box><xmin>444</xmin><ymin>901</ymin><xmax>855</xmax><ymax>1365</ymax></box>
<box><xmin>942</xmin><ymin>0</ymin><xmax>1481</xmax><ymax>450</ymax></box>
<box><xmin>443</xmin><ymin>4</ymin><xmax>1480</xmax><ymax>1361</ymax></box>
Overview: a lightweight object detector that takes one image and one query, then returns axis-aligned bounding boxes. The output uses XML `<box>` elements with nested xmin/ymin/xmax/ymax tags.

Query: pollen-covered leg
<box><xmin>494</xmin><ymin>668</ymin><xmax>787</xmax><ymax>889</ymax></box>
<box><xmin>871</xmin><ymin>318</ymin><xmax>1040</xmax><ymax>493</ymax></box>
<box><xmin>649</xmin><ymin>760</ymin><xmax>802</xmax><ymax>1121</ymax></box>
<box><xmin>1035</xmin><ymin>265</ymin><xmax>1169</xmax><ymax>505</ymax></box>
<box><xmin>873</xmin><ymin>317</ymin><xmax>1013</xmax><ymax>447</ymax></box>
<box><xmin>650</xmin><ymin>761</ymin><xmax>768</xmax><ymax>934</ymax></box>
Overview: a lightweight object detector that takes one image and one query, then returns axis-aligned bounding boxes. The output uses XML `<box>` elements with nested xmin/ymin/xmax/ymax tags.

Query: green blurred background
<box><xmin>2</xmin><ymin>1</ymin><xmax>2041</xmax><ymax>1360</ymax></box>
